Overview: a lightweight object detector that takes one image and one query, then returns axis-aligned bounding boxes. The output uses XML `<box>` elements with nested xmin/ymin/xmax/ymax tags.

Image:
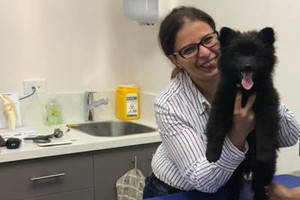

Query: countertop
<box><xmin>0</xmin><ymin>119</ymin><xmax>161</xmax><ymax>163</ymax></box>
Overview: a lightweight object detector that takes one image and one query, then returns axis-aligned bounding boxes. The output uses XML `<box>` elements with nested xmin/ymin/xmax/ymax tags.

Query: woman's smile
<box><xmin>197</xmin><ymin>57</ymin><xmax>218</xmax><ymax>72</ymax></box>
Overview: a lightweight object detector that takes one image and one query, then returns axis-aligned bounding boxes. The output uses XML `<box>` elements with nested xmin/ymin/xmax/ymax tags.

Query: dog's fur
<box><xmin>205</xmin><ymin>27</ymin><xmax>279</xmax><ymax>200</ymax></box>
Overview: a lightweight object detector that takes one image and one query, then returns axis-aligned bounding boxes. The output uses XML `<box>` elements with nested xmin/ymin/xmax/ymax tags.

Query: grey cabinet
<box><xmin>0</xmin><ymin>152</ymin><xmax>94</xmax><ymax>200</ymax></box>
<box><xmin>0</xmin><ymin>142</ymin><xmax>160</xmax><ymax>200</ymax></box>
<box><xmin>26</xmin><ymin>188</ymin><xmax>94</xmax><ymax>200</ymax></box>
<box><xmin>94</xmin><ymin>142</ymin><xmax>160</xmax><ymax>200</ymax></box>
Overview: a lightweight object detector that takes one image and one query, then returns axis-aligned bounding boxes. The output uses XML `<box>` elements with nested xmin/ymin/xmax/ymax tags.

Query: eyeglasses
<box><xmin>173</xmin><ymin>31</ymin><xmax>219</xmax><ymax>59</ymax></box>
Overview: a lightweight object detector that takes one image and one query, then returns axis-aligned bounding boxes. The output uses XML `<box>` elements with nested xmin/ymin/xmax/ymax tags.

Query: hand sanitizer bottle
<box><xmin>45</xmin><ymin>98</ymin><xmax>63</xmax><ymax>125</ymax></box>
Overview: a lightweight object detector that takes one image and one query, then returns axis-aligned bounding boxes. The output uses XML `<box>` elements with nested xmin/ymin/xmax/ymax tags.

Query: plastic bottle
<box><xmin>45</xmin><ymin>98</ymin><xmax>63</xmax><ymax>125</ymax></box>
<box><xmin>116</xmin><ymin>85</ymin><xmax>140</xmax><ymax>120</ymax></box>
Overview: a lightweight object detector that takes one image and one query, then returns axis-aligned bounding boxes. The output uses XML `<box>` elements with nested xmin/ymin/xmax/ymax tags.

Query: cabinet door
<box><xmin>94</xmin><ymin>142</ymin><xmax>160</xmax><ymax>200</ymax></box>
<box><xmin>26</xmin><ymin>188</ymin><xmax>93</xmax><ymax>200</ymax></box>
<box><xmin>0</xmin><ymin>152</ymin><xmax>94</xmax><ymax>200</ymax></box>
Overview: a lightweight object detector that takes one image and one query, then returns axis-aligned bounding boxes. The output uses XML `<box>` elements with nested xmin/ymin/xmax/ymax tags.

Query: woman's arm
<box><xmin>155</xmin><ymin>100</ymin><xmax>246</xmax><ymax>193</ymax></box>
<box><xmin>277</xmin><ymin>104</ymin><xmax>300</xmax><ymax>147</ymax></box>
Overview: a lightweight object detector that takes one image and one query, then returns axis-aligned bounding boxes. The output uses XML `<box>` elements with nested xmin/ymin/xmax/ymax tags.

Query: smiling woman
<box><xmin>143</xmin><ymin>5</ymin><xmax>300</xmax><ymax>200</ymax></box>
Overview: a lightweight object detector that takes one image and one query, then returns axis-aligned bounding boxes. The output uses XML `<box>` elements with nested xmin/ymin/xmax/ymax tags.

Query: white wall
<box><xmin>1</xmin><ymin>0</ymin><xmax>300</xmax><ymax>108</ymax></box>
<box><xmin>0</xmin><ymin>0</ymin><xmax>173</xmax><ymax>94</ymax></box>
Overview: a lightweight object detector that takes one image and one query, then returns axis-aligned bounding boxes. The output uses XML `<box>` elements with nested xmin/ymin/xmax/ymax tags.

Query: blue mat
<box><xmin>273</xmin><ymin>174</ymin><xmax>300</xmax><ymax>188</ymax></box>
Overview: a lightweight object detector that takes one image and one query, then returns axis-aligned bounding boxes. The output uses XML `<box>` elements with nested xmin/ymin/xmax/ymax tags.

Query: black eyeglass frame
<box><xmin>172</xmin><ymin>31</ymin><xmax>219</xmax><ymax>59</ymax></box>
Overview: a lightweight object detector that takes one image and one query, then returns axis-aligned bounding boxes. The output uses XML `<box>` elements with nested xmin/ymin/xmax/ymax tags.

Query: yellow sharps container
<box><xmin>116</xmin><ymin>85</ymin><xmax>140</xmax><ymax>120</ymax></box>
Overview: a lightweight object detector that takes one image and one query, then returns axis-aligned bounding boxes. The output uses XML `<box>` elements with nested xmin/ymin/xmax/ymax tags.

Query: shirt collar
<box><xmin>180</xmin><ymin>71</ymin><xmax>210</xmax><ymax>114</ymax></box>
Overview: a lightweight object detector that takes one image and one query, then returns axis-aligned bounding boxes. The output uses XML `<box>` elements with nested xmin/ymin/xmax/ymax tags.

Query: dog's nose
<box><xmin>244</xmin><ymin>64</ymin><xmax>252</xmax><ymax>71</ymax></box>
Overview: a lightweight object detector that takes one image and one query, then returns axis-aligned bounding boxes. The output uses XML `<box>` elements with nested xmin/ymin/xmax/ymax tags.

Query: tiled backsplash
<box><xmin>19</xmin><ymin>91</ymin><xmax>156</xmax><ymax>129</ymax></box>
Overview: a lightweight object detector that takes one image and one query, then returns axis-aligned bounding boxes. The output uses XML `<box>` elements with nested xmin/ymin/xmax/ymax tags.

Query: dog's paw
<box><xmin>206</xmin><ymin>150</ymin><xmax>221</xmax><ymax>162</ymax></box>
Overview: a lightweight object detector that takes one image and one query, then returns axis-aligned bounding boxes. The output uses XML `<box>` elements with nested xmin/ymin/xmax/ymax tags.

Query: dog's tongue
<box><xmin>241</xmin><ymin>72</ymin><xmax>253</xmax><ymax>90</ymax></box>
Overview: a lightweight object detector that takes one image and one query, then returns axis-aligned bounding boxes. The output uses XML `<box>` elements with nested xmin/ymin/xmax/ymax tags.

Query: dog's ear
<box><xmin>259</xmin><ymin>27</ymin><xmax>275</xmax><ymax>45</ymax></box>
<box><xmin>219</xmin><ymin>27</ymin><xmax>238</xmax><ymax>47</ymax></box>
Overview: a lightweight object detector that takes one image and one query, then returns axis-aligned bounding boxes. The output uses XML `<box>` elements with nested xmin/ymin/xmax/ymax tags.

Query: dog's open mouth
<box><xmin>241</xmin><ymin>72</ymin><xmax>253</xmax><ymax>90</ymax></box>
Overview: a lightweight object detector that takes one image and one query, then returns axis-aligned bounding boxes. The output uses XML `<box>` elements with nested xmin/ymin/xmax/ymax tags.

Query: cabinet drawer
<box><xmin>26</xmin><ymin>188</ymin><xmax>94</xmax><ymax>200</ymax></box>
<box><xmin>94</xmin><ymin>142</ymin><xmax>160</xmax><ymax>200</ymax></box>
<box><xmin>0</xmin><ymin>152</ymin><xmax>93</xmax><ymax>200</ymax></box>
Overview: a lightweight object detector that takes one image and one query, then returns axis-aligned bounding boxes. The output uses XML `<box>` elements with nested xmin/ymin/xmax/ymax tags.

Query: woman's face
<box><xmin>171</xmin><ymin>20</ymin><xmax>220</xmax><ymax>84</ymax></box>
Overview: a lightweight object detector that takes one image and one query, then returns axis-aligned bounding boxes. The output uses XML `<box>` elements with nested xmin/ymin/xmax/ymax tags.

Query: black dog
<box><xmin>205</xmin><ymin>27</ymin><xmax>279</xmax><ymax>200</ymax></box>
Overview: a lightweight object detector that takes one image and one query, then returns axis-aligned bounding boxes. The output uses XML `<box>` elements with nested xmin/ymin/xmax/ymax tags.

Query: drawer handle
<box><xmin>30</xmin><ymin>173</ymin><xmax>66</xmax><ymax>181</ymax></box>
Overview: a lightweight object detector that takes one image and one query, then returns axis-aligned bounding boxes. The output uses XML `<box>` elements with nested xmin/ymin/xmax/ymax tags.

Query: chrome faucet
<box><xmin>84</xmin><ymin>92</ymin><xmax>109</xmax><ymax>121</ymax></box>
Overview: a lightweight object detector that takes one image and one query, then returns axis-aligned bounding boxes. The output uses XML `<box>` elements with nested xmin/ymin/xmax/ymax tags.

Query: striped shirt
<box><xmin>151</xmin><ymin>71</ymin><xmax>300</xmax><ymax>193</ymax></box>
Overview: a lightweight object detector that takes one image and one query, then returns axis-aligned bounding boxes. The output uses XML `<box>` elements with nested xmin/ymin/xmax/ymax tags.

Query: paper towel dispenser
<box><xmin>123</xmin><ymin>0</ymin><xmax>159</xmax><ymax>25</ymax></box>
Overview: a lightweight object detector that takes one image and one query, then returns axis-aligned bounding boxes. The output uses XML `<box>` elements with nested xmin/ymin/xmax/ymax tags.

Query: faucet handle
<box><xmin>84</xmin><ymin>91</ymin><xmax>96</xmax><ymax>97</ymax></box>
<box><xmin>84</xmin><ymin>91</ymin><xmax>100</xmax><ymax>102</ymax></box>
<box><xmin>84</xmin><ymin>92</ymin><xmax>93</xmax><ymax>104</ymax></box>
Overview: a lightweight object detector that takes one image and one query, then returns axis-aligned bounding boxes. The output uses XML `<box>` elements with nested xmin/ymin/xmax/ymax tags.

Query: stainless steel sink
<box><xmin>69</xmin><ymin>121</ymin><xmax>156</xmax><ymax>137</ymax></box>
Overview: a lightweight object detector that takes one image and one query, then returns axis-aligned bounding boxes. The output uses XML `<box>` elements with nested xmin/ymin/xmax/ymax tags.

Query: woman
<box><xmin>143</xmin><ymin>6</ymin><xmax>300</xmax><ymax>199</ymax></box>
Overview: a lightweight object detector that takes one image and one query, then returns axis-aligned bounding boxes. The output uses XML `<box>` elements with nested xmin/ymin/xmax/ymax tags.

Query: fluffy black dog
<box><xmin>205</xmin><ymin>27</ymin><xmax>279</xmax><ymax>200</ymax></box>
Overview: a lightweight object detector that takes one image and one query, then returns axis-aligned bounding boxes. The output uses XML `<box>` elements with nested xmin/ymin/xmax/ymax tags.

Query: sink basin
<box><xmin>69</xmin><ymin>121</ymin><xmax>156</xmax><ymax>137</ymax></box>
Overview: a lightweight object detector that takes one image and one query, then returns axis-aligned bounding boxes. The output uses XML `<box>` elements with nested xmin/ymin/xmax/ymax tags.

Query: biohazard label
<box><xmin>126</xmin><ymin>94</ymin><xmax>138</xmax><ymax>117</ymax></box>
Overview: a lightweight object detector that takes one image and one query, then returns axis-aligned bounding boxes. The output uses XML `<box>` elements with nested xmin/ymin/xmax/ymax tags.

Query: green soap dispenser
<box><xmin>45</xmin><ymin>98</ymin><xmax>62</xmax><ymax>125</ymax></box>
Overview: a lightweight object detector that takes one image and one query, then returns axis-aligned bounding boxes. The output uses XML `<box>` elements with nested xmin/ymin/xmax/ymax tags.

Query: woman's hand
<box><xmin>229</xmin><ymin>92</ymin><xmax>256</xmax><ymax>151</ymax></box>
<box><xmin>268</xmin><ymin>183</ymin><xmax>300</xmax><ymax>200</ymax></box>
<box><xmin>268</xmin><ymin>183</ymin><xmax>292</xmax><ymax>200</ymax></box>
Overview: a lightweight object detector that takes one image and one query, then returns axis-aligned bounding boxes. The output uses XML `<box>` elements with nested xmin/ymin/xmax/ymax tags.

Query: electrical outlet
<box><xmin>23</xmin><ymin>79</ymin><xmax>47</xmax><ymax>94</ymax></box>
